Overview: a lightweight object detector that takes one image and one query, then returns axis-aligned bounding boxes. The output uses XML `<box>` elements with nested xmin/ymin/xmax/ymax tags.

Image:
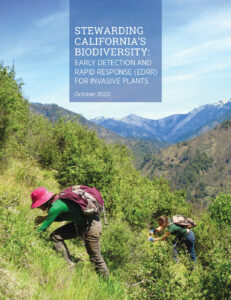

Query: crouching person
<box><xmin>150</xmin><ymin>215</ymin><xmax>196</xmax><ymax>262</ymax></box>
<box><xmin>30</xmin><ymin>186</ymin><xmax>109</xmax><ymax>278</ymax></box>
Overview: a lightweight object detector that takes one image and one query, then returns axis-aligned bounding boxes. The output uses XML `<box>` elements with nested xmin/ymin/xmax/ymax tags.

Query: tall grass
<box><xmin>0</xmin><ymin>159</ymin><xmax>129</xmax><ymax>299</ymax></box>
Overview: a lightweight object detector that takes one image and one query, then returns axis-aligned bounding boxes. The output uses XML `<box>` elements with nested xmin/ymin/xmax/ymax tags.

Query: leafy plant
<box><xmin>209</xmin><ymin>193</ymin><xmax>231</xmax><ymax>226</ymax></box>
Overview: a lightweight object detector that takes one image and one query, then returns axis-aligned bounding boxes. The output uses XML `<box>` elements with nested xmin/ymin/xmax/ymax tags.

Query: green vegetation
<box><xmin>209</xmin><ymin>193</ymin><xmax>231</xmax><ymax>226</ymax></box>
<box><xmin>30</xmin><ymin>103</ymin><xmax>166</xmax><ymax>169</ymax></box>
<box><xmin>178</xmin><ymin>150</ymin><xmax>213</xmax><ymax>187</ymax></box>
<box><xmin>143</xmin><ymin>125</ymin><xmax>231</xmax><ymax>205</ymax></box>
<box><xmin>142</xmin><ymin>115</ymin><xmax>231</xmax><ymax>206</ymax></box>
<box><xmin>0</xmin><ymin>65</ymin><xmax>28</xmax><ymax>163</ymax></box>
<box><xmin>1</xmin><ymin>64</ymin><xmax>231</xmax><ymax>299</ymax></box>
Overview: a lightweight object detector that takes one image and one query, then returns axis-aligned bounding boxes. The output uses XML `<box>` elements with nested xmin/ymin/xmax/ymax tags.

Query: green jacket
<box><xmin>167</xmin><ymin>219</ymin><xmax>188</xmax><ymax>239</ymax></box>
<box><xmin>37</xmin><ymin>199</ymin><xmax>87</xmax><ymax>232</ymax></box>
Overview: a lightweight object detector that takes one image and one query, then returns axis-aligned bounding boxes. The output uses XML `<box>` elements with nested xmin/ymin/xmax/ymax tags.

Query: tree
<box><xmin>0</xmin><ymin>64</ymin><xmax>29</xmax><ymax>160</ymax></box>
<box><xmin>209</xmin><ymin>193</ymin><xmax>231</xmax><ymax>226</ymax></box>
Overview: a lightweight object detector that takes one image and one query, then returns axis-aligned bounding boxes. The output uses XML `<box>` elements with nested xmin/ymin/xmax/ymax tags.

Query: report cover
<box><xmin>1</xmin><ymin>0</ymin><xmax>231</xmax><ymax>299</ymax></box>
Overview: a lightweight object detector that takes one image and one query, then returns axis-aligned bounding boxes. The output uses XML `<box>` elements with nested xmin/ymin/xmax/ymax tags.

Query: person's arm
<box><xmin>150</xmin><ymin>232</ymin><xmax>171</xmax><ymax>242</ymax></box>
<box><xmin>149</xmin><ymin>226</ymin><xmax>165</xmax><ymax>242</ymax></box>
<box><xmin>155</xmin><ymin>232</ymin><xmax>171</xmax><ymax>241</ymax></box>
<box><xmin>36</xmin><ymin>200</ymin><xmax>68</xmax><ymax>232</ymax></box>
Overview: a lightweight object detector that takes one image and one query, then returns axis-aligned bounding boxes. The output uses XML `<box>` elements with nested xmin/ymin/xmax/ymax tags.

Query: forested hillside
<box><xmin>30</xmin><ymin>102</ymin><xmax>166</xmax><ymax>168</ymax></box>
<box><xmin>0</xmin><ymin>64</ymin><xmax>231</xmax><ymax>299</ymax></box>
<box><xmin>142</xmin><ymin>122</ymin><xmax>231</xmax><ymax>207</ymax></box>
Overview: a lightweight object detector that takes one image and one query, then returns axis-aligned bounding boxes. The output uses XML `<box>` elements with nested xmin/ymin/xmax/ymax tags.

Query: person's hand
<box><xmin>34</xmin><ymin>216</ymin><xmax>46</xmax><ymax>225</ymax></box>
<box><xmin>155</xmin><ymin>226</ymin><xmax>163</xmax><ymax>233</ymax></box>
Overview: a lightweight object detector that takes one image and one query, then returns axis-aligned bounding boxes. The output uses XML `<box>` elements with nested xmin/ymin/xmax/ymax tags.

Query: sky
<box><xmin>0</xmin><ymin>0</ymin><xmax>231</xmax><ymax>120</ymax></box>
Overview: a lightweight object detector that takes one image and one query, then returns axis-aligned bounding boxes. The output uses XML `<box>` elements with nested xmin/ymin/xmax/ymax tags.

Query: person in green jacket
<box><xmin>149</xmin><ymin>216</ymin><xmax>196</xmax><ymax>262</ymax></box>
<box><xmin>31</xmin><ymin>187</ymin><xmax>109</xmax><ymax>277</ymax></box>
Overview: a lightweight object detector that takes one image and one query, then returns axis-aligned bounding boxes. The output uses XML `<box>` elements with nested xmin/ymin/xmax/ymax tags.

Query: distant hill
<box><xmin>92</xmin><ymin>99</ymin><xmax>231</xmax><ymax>143</ymax></box>
<box><xmin>142</xmin><ymin>120</ymin><xmax>231</xmax><ymax>206</ymax></box>
<box><xmin>30</xmin><ymin>103</ymin><xmax>166</xmax><ymax>167</ymax></box>
<box><xmin>30</xmin><ymin>103</ymin><xmax>121</xmax><ymax>141</ymax></box>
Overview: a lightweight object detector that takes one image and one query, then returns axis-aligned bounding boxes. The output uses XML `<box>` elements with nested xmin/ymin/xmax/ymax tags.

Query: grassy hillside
<box><xmin>1</xmin><ymin>64</ymin><xmax>231</xmax><ymax>299</ymax></box>
<box><xmin>1</xmin><ymin>159</ymin><xmax>231</xmax><ymax>300</ymax></box>
<box><xmin>142</xmin><ymin>120</ymin><xmax>231</xmax><ymax>206</ymax></box>
<box><xmin>0</xmin><ymin>160</ymin><xmax>129</xmax><ymax>299</ymax></box>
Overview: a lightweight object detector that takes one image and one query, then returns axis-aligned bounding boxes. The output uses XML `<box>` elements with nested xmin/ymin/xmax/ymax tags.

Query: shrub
<box><xmin>0</xmin><ymin>64</ymin><xmax>29</xmax><ymax>161</ymax></box>
<box><xmin>209</xmin><ymin>193</ymin><xmax>231</xmax><ymax>227</ymax></box>
<box><xmin>101</xmin><ymin>220</ymin><xmax>142</xmax><ymax>271</ymax></box>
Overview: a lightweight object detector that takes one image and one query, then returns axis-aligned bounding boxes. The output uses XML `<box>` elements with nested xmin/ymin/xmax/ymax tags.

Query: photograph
<box><xmin>0</xmin><ymin>0</ymin><xmax>231</xmax><ymax>299</ymax></box>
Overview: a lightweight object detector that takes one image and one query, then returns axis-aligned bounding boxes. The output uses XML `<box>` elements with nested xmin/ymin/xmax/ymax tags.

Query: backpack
<box><xmin>172</xmin><ymin>215</ymin><xmax>197</xmax><ymax>229</ymax></box>
<box><xmin>53</xmin><ymin>185</ymin><xmax>105</xmax><ymax>216</ymax></box>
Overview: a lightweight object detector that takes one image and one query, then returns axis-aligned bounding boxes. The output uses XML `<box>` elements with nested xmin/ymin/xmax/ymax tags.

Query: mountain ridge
<box><xmin>30</xmin><ymin>102</ymin><xmax>166</xmax><ymax>168</ymax></box>
<box><xmin>91</xmin><ymin>99</ymin><xmax>231</xmax><ymax>143</ymax></box>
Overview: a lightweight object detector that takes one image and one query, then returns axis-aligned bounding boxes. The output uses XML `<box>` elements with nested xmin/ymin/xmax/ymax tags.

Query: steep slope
<box><xmin>142</xmin><ymin>120</ymin><xmax>231</xmax><ymax>206</ymax></box>
<box><xmin>0</xmin><ymin>159</ymin><xmax>129</xmax><ymax>299</ymax></box>
<box><xmin>92</xmin><ymin>99</ymin><xmax>231</xmax><ymax>143</ymax></box>
<box><xmin>2</xmin><ymin>64</ymin><xmax>231</xmax><ymax>300</ymax></box>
